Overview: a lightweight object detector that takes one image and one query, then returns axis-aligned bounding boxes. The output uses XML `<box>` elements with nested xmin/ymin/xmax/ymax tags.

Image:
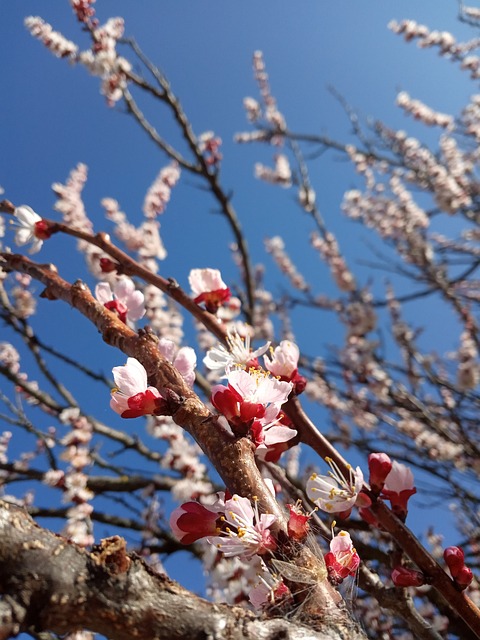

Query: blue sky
<box><xmin>2</xmin><ymin>0</ymin><xmax>478</xmax><ymax>617</ymax></box>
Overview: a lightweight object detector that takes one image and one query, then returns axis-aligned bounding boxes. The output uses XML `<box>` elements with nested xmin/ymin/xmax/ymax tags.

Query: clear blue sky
<box><xmin>2</xmin><ymin>0</ymin><xmax>477</xmax><ymax>615</ymax></box>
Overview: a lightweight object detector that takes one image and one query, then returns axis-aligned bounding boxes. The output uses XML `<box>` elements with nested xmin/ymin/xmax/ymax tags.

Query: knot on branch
<box><xmin>91</xmin><ymin>536</ymin><xmax>131</xmax><ymax>576</ymax></box>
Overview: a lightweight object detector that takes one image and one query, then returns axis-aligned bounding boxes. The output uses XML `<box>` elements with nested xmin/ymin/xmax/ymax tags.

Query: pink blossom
<box><xmin>157</xmin><ymin>337</ymin><xmax>197</xmax><ymax>388</ymax></box>
<box><xmin>211</xmin><ymin>369</ymin><xmax>292</xmax><ymax>435</ymax></box>
<box><xmin>170</xmin><ymin>501</ymin><xmax>222</xmax><ymax>545</ymax></box>
<box><xmin>13</xmin><ymin>205</ymin><xmax>52</xmax><ymax>254</ymax></box>
<box><xmin>203</xmin><ymin>330</ymin><xmax>270</xmax><ymax>375</ymax></box>
<box><xmin>250</xmin><ymin>415</ymin><xmax>297</xmax><ymax>461</ymax></box>
<box><xmin>110</xmin><ymin>358</ymin><xmax>167</xmax><ymax>419</ymax></box>
<box><xmin>382</xmin><ymin>461</ymin><xmax>416</xmax><ymax>518</ymax></box>
<box><xmin>188</xmin><ymin>268</ymin><xmax>231</xmax><ymax>313</ymax></box>
<box><xmin>263</xmin><ymin>340</ymin><xmax>307</xmax><ymax>395</ymax></box>
<box><xmin>95</xmin><ymin>277</ymin><xmax>145</xmax><ymax>324</ymax></box>
<box><xmin>306</xmin><ymin>458</ymin><xmax>364</xmax><ymax>514</ymax></box>
<box><xmin>325</xmin><ymin>530</ymin><xmax>360</xmax><ymax>584</ymax></box>
<box><xmin>207</xmin><ymin>494</ymin><xmax>277</xmax><ymax>559</ymax></box>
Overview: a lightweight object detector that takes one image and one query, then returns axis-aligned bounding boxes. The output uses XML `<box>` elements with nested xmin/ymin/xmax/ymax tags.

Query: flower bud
<box><xmin>454</xmin><ymin>565</ymin><xmax>473</xmax><ymax>590</ymax></box>
<box><xmin>368</xmin><ymin>452</ymin><xmax>392</xmax><ymax>494</ymax></box>
<box><xmin>444</xmin><ymin>546</ymin><xmax>465</xmax><ymax>577</ymax></box>
<box><xmin>391</xmin><ymin>566</ymin><xmax>425</xmax><ymax>587</ymax></box>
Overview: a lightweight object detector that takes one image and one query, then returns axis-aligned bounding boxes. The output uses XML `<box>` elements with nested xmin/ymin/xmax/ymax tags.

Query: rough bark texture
<box><xmin>0</xmin><ymin>500</ymin><xmax>368</xmax><ymax>640</ymax></box>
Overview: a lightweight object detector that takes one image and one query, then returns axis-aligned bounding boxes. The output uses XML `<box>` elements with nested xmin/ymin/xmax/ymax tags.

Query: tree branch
<box><xmin>0</xmin><ymin>500</ymin><xmax>367</xmax><ymax>640</ymax></box>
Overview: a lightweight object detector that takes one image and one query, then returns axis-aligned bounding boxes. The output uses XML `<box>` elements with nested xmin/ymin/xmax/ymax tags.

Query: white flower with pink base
<box><xmin>306</xmin><ymin>457</ymin><xmax>364</xmax><ymax>514</ymax></box>
<box><xmin>207</xmin><ymin>494</ymin><xmax>277</xmax><ymax>560</ymax></box>
<box><xmin>188</xmin><ymin>268</ymin><xmax>231</xmax><ymax>313</ymax></box>
<box><xmin>110</xmin><ymin>358</ymin><xmax>167</xmax><ymax>419</ymax></box>
<box><xmin>95</xmin><ymin>277</ymin><xmax>145</xmax><ymax>324</ymax></box>
<box><xmin>157</xmin><ymin>337</ymin><xmax>197</xmax><ymax>388</ymax></box>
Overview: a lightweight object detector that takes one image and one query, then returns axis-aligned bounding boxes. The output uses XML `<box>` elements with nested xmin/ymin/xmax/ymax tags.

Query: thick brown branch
<box><xmin>0</xmin><ymin>500</ymin><xmax>367</xmax><ymax>640</ymax></box>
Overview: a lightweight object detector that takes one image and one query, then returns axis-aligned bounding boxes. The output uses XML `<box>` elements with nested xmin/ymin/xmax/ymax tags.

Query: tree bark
<box><xmin>0</xmin><ymin>500</ymin><xmax>368</xmax><ymax>640</ymax></box>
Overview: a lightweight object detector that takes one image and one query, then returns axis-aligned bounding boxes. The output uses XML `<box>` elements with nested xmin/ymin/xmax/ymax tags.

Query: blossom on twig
<box><xmin>110</xmin><ymin>358</ymin><xmax>167</xmax><ymax>418</ymax></box>
<box><xmin>325</xmin><ymin>530</ymin><xmax>360</xmax><ymax>585</ymax></box>
<box><xmin>13</xmin><ymin>205</ymin><xmax>52</xmax><ymax>254</ymax></box>
<box><xmin>188</xmin><ymin>268</ymin><xmax>231</xmax><ymax>314</ymax></box>
<box><xmin>157</xmin><ymin>337</ymin><xmax>197</xmax><ymax>388</ymax></box>
<box><xmin>95</xmin><ymin>277</ymin><xmax>145</xmax><ymax>324</ymax></box>
<box><xmin>306</xmin><ymin>457</ymin><xmax>364</xmax><ymax>515</ymax></box>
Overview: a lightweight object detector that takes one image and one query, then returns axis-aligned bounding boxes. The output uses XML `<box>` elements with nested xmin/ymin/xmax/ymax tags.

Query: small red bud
<box><xmin>454</xmin><ymin>566</ymin><xmax>473</xmax><ymax>590</ymax></box>
<box><xmin>391</xmin><ymin>566</ymin><xmax>425</xmax><ymax>587</ymax></box>
<box><xmin>368</xmin><ymin>452</ymin><xmax>392</xmax><ymax>494</ymax></box>
<box><xmin>99</xmin><ymin>257</ymin><xmax>118</xmax><ymax>273</ymax></box>
<box><xmin>34</xmin><ymin>219</ymin><xmax>53</xmax><ymax>240</ymax></box>
<box><xmin>444</xmin><ymin>546</ymin><xmax>465</xmax><ymax>578</ymax></box>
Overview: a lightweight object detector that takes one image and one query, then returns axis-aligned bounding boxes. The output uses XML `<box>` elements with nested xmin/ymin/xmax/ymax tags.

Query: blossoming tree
<box><xmin>1</xmin><ymin>2</ymin><xmax>480</xmax><ymax>639</ymax></box>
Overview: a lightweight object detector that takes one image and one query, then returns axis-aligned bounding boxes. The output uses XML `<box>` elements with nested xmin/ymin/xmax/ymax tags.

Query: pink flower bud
<box><xmin>444</xmin><ymin>546</ymin><xmax>465</xmax><ymax>578</ymax></box>
<box><xmin>391</xmin><ymin>566</ymin><xmax>425</xmax><ymax>587</ymax></box>
<box><xmin>454</xmin><ymin>566</ymin><xmax>473</xmax><ymax>590</ymax></box>
<box><xmin>368</xmin><ymin>452</ymin><xmax>392</xmax><ymax>494</ymax></box>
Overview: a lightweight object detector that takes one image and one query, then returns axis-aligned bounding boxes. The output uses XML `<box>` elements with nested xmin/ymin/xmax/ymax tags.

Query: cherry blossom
<box><xmin>170</xmin><ymin>500</ymin><xmax>222</xmax><ymax>545</ymax></box>
<box><xmin>325</xmin><ymin>530</ymin><xmax>360</xmax><ymax>584</ymax></box>
<box><xmin>95</xmin><ymin>277</ymin><xmax>145</xmax><ymax>324</ymax></box>
<box><xmin>250</xmin><ymin>414</ymin><xmax>297</xmax><ymax>461</ymax></box>
<box><xmin>248</xmin><ymin>565</ymin><xmax>290</xmax><ymax>609</ymax></box>
<box><xmin>157</xmin><ymin>337</ymin><xmax>197</xmax><ymax>388</ymax></box>
<box><xmin>211</xmin><ymin>368</ymin><xmax>292</xmax><ymax>435</ymax></box>
<box><xmin>110</xmin><ymin>358</ymin><xmax>167</xmax><ymax>418</ymax></box>
<box><xmin>207</xmin><ymin>494</ymin><xmax>277</xmax><ymax>559</ymax></box>
<box><xmin>188</xmin><ymin>268</ymin><xmax>231</xmax><ymax>314</ymax></box>
<box><xmin>381</xmin><ymin>460</ymin><xmax>416</xmax><ymax>518</ymax></box>
<box><xmin>203</xmin><ymin>330</ymin><xmax>270</xmax><ymax>375</ymax></box>
<box><xmin>13</xmin><ymin>205</ymin><xmax>52</xmax><ymax>254</ymax></box>
<box><xmin>263</xmin><ymin>340</ymin><xmax>307</xmax><ymax>395</ymax></box>
<box><xmin>306</xmin><ymin>457</ymin><xmax>364</xmax><ymax>514</ymax></box>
